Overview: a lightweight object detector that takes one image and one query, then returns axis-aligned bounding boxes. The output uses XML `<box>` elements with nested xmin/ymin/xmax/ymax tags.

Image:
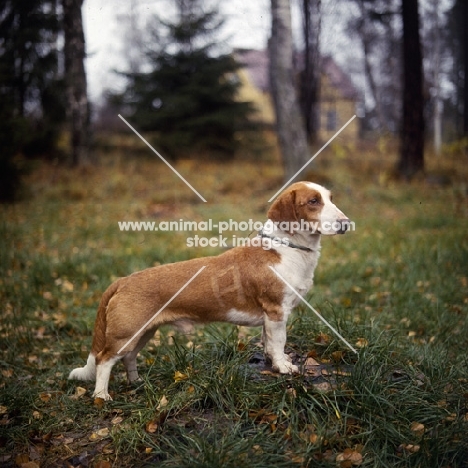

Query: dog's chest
<box><xmin>275</xmin><ymin>249</ymin><xmax>319</xmax><ymax>307</ymax></box>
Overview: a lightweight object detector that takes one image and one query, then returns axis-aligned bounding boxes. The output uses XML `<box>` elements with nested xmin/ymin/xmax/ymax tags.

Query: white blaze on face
<box><xmin>305</xmin><ymin>182</ymin><xmax>348</xmax><ymax>235</ymax></box>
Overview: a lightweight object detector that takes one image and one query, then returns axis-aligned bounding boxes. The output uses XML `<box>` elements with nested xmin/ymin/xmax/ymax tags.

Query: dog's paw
<box><xmin>272</xmin><ymin>360</ymin><xmax>299</xmax><ymax>375</ymax></box>
<box><xmin>92</xmin><ymin>391</ymin><xmax>113</xmax><ymax>401</ymax></box>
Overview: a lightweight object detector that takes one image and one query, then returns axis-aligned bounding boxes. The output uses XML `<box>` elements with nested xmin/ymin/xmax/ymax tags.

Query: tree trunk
<box><xmin>62</xmin><ymin>0</ymin><xmax>89</xmax><ymax>166</ymax></box>
<box><xmin>356</xmin><ymin>0</ymin><xmax>386</xmax><ymax>132</ymax></box>
<box><xmin>270</xmin><ymin>0</ymin><xmax>310</xmax><ymax>182</ymax></box>
<box><xmin>398</xmin><ymin>0</ymin><xmax>424</xmax><ymax>179</ymax></box>
<box><xmin>463</xmin><ymin>0</ymin><xmax>468</xmax><ymax>136</ymax></box>
<box><xmin>300</xmin><ymin>0</ymin><xmax>321</xmax><ymax>143</ymax></box>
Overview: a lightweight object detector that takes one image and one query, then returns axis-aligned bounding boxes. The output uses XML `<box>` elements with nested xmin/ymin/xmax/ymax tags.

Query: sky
<box><xmin>83</xmin><ymin>0</ymin><xmax>272</xmax><ymax>102</ymax></box>
<box><xmin>82</xmin><ymin>0</ymin><xmax>356</xmax><ymax>103</ymax></box>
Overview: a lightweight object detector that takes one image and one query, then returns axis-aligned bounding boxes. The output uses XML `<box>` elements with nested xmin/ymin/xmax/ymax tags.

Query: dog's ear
<box><xmin>268</xmin><ymin>189</ymin><xmax>298</xmax><ymax>229</ymax></box>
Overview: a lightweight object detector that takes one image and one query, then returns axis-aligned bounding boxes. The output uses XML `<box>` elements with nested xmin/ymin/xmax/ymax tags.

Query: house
<box><xmin>235</xmin><ymin>49</ymin><xmax>360</xmax><ymax>142</ymax></box>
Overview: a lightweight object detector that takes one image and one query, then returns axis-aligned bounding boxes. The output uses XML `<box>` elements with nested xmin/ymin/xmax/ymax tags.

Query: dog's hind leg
<box><xmin>122</xmin><ymin>328</ymin><xmax>156</xmax><ymax>383</ymax></box>
<box><xmin>93</xmin><ymin>352</ymin><xmax>122</xmax><ymax>401</ymax></box>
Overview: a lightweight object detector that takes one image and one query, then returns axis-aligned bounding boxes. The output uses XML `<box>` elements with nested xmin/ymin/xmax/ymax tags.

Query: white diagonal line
<box><xmin>117</xmin><ymin>266</ymin><xmax>206</xmax><ymax>354</ymax></box>
<box><xmin>269</xmin><ymin>266</ymin><xmax>357</xmax><ymax>354</ymax></box>
<box><xmin>268</xmin><ymin>115</ymin><xmax>357</xmax><ymax>202</ymax></box>
<box><xmin>118</xmin><ymin>114</ymin><xmax>207</xmax><ymax>203</ymax></box>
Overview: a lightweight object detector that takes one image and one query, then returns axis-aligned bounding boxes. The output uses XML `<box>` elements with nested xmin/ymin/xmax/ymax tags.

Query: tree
<box><xmin>398</xmin><ymin>0</ymin><xmax>424</xmax><ymax>179</ymax></box>
<box><xmin>300</xmin><ymin>0</ymin><xmax>321</xmax><ymax>143</ymax></box>
<box><xmin>0</xmin><ymin>0</ymin><xmax>63</xmax><ymax>200</ymax></box>
<box><xmin>62</xmin><ymin>0</ymin><xmax>89</xmax><ymax>166</ymax></box>
<box><xmin>447</xmin><ymin>0</ymin><xmax>468</xmax><ymax>137</ymax></box>
<box><xmin>115</xmin><ymin>0</ymin><xmax>255</xmax><ymax>160</ymax></box>
<box><xmin>269</xmin><ymin>0</ymin><xmax>310</xmax><ymax>181</ymax></box>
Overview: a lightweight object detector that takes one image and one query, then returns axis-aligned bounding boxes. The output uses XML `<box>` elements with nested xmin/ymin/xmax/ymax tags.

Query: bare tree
<box><xmin>354</xmin><ymin>0</ymin><xmax>386</xmax><ymax>131</ymax></box>
<box><xmin>269</xmin><ymin>0</ymin><xmax>310</xmax><ymax>181</ymax></box>
<box><xmin>300</xmin><ymin>0</ymin><xmax>321</xmax><ymax>143</ymax></box>
<box><xmin>62</xmin><ymin>0</ymin><xmax>89</xmax><ymax>166</ymax></box>
<box><xmin>398</xmin><ymin>0</ymin><xmax>424</xmax><ymax>178</ymax></box>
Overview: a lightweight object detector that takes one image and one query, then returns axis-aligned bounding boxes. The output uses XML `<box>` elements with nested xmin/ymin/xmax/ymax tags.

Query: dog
<box><xmin>69</xmin><ymin>182</ymin><xmax>350</xmax><ymax>400</ymax></box>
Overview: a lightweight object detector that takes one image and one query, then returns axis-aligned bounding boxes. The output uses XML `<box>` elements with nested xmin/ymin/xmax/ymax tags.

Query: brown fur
<box><xmin>69</xmin><ymin>181</ymin><xmax>349</xmax><ymax>400</ymax></box>
<box><xmin>91</xmin><ymin>247</ymin><xmax>283</xmax><ymax>365</ymax></box>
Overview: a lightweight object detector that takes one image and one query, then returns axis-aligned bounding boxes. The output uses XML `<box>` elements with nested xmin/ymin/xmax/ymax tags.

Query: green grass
<box><xmin>1</xmin><ymin>149</ymin><xmax>468</xmax><ymax>467</ymax></box>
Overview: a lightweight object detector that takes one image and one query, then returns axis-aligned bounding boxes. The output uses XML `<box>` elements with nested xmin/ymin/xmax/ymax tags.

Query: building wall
<box><xmin>237</xmin><ymin>65</ymin><xmax>359</xmax><ymax>141</ymax></box>
<box><xmin>236</xmin><ymin>68</ymin><xmax>276</xmax><ymax>125</ymax></box>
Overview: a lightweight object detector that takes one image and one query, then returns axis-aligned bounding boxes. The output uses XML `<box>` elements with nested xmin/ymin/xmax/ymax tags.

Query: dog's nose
<box><xmin>336</xmin><ymin>219</ymin><xmax>351</xmax><ymax>234</ymax></box>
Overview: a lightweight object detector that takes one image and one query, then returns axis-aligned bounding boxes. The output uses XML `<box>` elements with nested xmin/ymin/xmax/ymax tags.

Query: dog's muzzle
<box><xmin>336</xmin><ymin>219</ymin><xmax>351</xmax><ymax>234</ymax></box>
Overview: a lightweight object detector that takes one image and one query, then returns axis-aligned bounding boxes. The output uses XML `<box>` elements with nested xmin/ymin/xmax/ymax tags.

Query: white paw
<box><xmin>92</xmin><ymin>391</ymin><xmax>113</xmax><ymax>401</ymax></box>
<box><xmin>272</xmin><ymin>360</ymin><xmax>299</xmax><ymax>374</ymax></box>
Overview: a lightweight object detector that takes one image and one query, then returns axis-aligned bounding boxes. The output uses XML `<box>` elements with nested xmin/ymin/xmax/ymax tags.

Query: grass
<box><xmin>1</xmin><ymin>140</ymin><xmax>468</xmax><ymax>467</ymax></box>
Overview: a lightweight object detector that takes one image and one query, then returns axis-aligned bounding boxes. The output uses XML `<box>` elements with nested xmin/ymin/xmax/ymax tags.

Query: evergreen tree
<box><xmin>0</xmin><ymin>0</ymin><xmax>64</xmax><ymax>200</ymax></box>
<box><xmin>115</xmin><ymin>0</ymin><xmax>255</xmax><ymax>160</ymax></box>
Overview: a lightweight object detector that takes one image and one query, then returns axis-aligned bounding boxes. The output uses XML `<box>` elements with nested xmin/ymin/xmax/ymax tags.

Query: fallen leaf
<box><xmin>94</xmin><ymin>461</ymin><xmax>111</xmax><ymax>468</ymax></box>
<box><xmin>355</xmin><ymin>338</ymin><xmax>368</xmax><ymax>348</ymax></box>
<box><xmin>69</xmin><ymin>386</ymin><xmax>87</xmax><ymax>400</ymax></box>
<box><xmin>315</xmin><ymin>332</ymin><xmax>331</xmax><ymax>345</ymax></box>
<box><xmin>94</xmin><ymin>397</ymin><xmax>105</xmax><ymax>409</ymax></box>
<box><xmin>331</xmin><ymin>351</ymin><xmax>344</xmax><ymax>362</ymax></box>
<box><xmin>304</xmin><ymin>356</ymin><xmax>320</xmax><ymax>367</ymax></box>
<box><xmin>146</xmin><ymin>420</ymin><xmax>158</xmax><ymax>433</ymax></box>
<box><xmin>89</xmin><ymin>428</ymin><xmax>109</xmax><ymax>441</ymax></box>
<box><xmin>19</xmin><ymin>462</ymin><xmax>40</xmax><ymax>468</ymax></box>
<box><xmin>0</xmin><ymin>406</ymin><xmax>7</xmax><ymax>415</ymax></box>
<box><xmin>39</xmin><ymin>392</ymin><xmax>52</xmax><ymax>403</ymax></box>
<box><xmin>15</xmin><ymin>454</ymin><xmax>29</xmax><ymax>465</ymax></box>
<box><xmin>399</xmin><ymin>444</ymin><xmax>420</xmax><ymax>454</ymax></box>
<box><xmin>32</xmin><ymin>411</ymin><xmax>42</xmax><ymax>420</ymax></box>
<box><xmin>336</xmin><ymin>448</ymin><xmax>363</xmax><ymax>466</ymax></box>
<box><xmin>157</xmin><ymin>395</ymin><xmax>168</xmax><ymax>410</ymax></box>
<box><xmin>111</xmin><ymin>415</ymin><xmax>123</xmax><ymax>425</ymax></box>
<box><xmin>174</xmin><ymin>370</ymin><xmax>188</xmax><ymax>382</ymax></box>
<box><xmin>410</xmin><ymin>421</ymin><xmax>425</xmax><ymax>437</ymax></box>
<box><xmin>2</xmin><ymin>369</ymin><xmax>13</xmax><ymax>378</ymax></box>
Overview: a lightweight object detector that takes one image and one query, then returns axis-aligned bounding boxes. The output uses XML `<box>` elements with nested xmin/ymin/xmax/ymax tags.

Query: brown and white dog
<box><xmin>69</xmin><ymin>182</ymin><xmax>350</xmax><ymax>400</ymax></box>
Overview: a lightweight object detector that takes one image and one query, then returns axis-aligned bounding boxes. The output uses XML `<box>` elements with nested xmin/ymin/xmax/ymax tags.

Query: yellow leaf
<box><xmin>174</xmin><ymin>370</ymin><xmax>188</xmax><ymax>382</ymax></box>
<box><xmin>32</xmin><ymin>411</ymin><xmax>42</xmax><ymax>420</ymax></box>
<box><xmin>355</xmin><ymin>338</ymin><xmax>368</xmax><ymax>348</ymax></box>
<box><xmin>0</xmin><ymin>406</ymin><xmax>7</xmax><ymax>415</ymax></box>
<box><xmin>89</xmin><ymin>427</ymin><xmax>109</xmax><ymax>441</ymax></box>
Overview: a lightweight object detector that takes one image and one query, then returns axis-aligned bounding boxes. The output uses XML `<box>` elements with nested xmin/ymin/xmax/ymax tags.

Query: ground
<box><xmin>1</xmin><ymin>137</ymin><xmax>467</xmax><ymax>467</ymax></box>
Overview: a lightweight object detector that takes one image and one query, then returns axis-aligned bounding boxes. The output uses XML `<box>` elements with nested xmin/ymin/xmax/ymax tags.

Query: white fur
<box><xmin>69</xmin><ymin>353</ymin><xmax>96</xmax><ymax>381</ymax></box>
<box><xmin>226</xmin><ymin>309</ymin><xmax>264</xmax><ymax>327</ymax></box>
<box><xmin>93</xmin><ymin>355</ymin><xmax>122</xmax><ymax>401</ymax></box>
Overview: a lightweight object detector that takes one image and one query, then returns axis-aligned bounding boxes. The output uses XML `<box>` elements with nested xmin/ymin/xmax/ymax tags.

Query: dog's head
<box><xmin>267</xmin><ymin>182</ymin><xmax>350</xmax><ymax>235</ymax></box>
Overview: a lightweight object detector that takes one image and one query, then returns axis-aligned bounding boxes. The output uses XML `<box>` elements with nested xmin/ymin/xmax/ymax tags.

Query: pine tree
<box><xmin>0</xmin><ymin>0</ymin><xmax>63</xmax><ymax>200</ymax></box>
<box><xmin>116</xmin><ymin>0</ymin><xmax>255</xmax><ymax>160</ymax></box>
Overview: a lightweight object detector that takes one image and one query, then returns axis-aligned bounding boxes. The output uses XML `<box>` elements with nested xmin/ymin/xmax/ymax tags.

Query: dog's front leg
<box><xmin>263</xmin><ymin>315</ymin><xmax>298</xmax><ymax>374</ymax></box>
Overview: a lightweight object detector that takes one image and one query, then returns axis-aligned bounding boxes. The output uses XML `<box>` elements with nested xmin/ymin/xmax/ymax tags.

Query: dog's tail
<box><xmin>69</xmin><ymin>279</ymin><xmax>121</xmax><ymax>381</ymax></box>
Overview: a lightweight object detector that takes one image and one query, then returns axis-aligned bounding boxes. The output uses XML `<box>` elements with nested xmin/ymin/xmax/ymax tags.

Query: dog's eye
<box><xmin>308</xmin><ymin>198</ymin><xmax>319</xmax><ymax>205</ymax></box>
